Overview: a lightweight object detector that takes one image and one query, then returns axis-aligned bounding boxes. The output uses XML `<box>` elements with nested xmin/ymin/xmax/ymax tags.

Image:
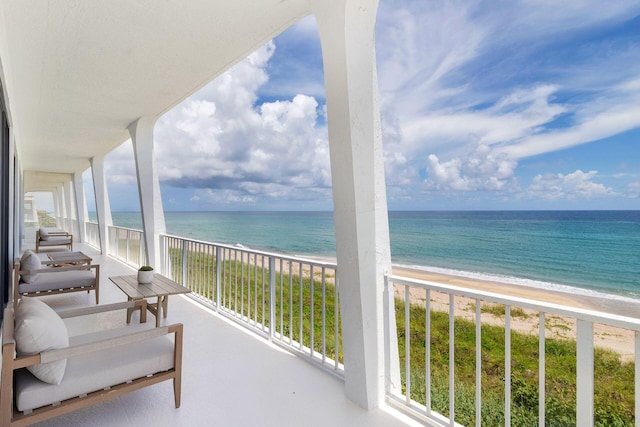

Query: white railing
<box><xmin>108</xmin><ymin>225</ymin><xmax>145</xmax><ymax>269</ymax></box>
<box><xmin>384</xmin><ymin>274</ymin><xmax>640</xmax><ymax>426</ymax></box>
<box><xmin>160</xmin><ymin>234</ymin><xmax>343</xmax><ymax>376</ymax></box>
<box><xmin>85</xmin><ymin>221</ymin><xmax>100</xmax><ymax>249</ymax></box>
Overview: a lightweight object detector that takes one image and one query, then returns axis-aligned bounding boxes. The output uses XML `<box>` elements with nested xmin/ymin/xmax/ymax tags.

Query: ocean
<box><xmin>102</xmin><ymin>210</ymin><xmax>640</xmax><ymax>301</ymax></box>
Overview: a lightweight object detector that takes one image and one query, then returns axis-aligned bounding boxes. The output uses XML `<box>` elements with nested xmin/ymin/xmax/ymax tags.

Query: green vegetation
<box><xmin>166</xmin><ymin>247</ymin><xmax>343</xmax><ymax>362</ymax></box>
<box><xmin>37</xmin><ymin>210</ymin><xmax>57</xmax><ymax>227</ymax></box>
<box><xmin>396</xmin><ymin>299</ymin><xmax>635</xmax><ymax>426</ymax></box>
<box><xmin>478</xmin><ymin>303</ymin><xmax>530</xmax><ymax>319</ymax></box>
<box><xmin>169</xmin><ymin>246</ymin><xmax>635</xmax><ymax>425</ymax></box>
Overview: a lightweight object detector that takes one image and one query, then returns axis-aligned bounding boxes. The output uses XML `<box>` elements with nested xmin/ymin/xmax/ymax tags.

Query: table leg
<box><xmin>139</xmin><ymin>301</ymin><xmax>147</xmax><ymax>323</ymax></box>
<box><xmin>126</xmin><ymin>297</ymin><xmax>133</xmax><ymax>324</ymax></box>
<box><xmin>127</xmin><ymin>298</ymin><xmax>147</xmax><ymax>324</ymax></box>
<box><xmin>162</xmin><ymin>295</ymin><xmax>169</xmax><ymax>317</ymax></box>
<box><xmin>156</xmin><ymin>296</ymin><xmax>162</xmax><ymax>327</ymax></box>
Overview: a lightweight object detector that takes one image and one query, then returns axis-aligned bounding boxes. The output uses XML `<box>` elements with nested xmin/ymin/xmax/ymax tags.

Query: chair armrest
<box><xmin>2</xmin><ymin>306</ymin><xmax>15</xmax><ymax>347</ymax></box>
<box><xmin>13</xmin><ymin>323</ymin><xmax>183</xmax><ymax>368</ymax></box>
<box><xmin>57</xmin><ymin>300</ymin><xmax>147</xmax><ymax>319</ymax></box>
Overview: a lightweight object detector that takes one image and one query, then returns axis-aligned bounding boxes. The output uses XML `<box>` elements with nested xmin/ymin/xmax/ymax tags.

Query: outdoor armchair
<box><xmin>1</xmin><ymin>298</ymin><xmax>183</xmax><ymax>426</ymax></box>
<box><xmin>35</xmin><ymin>229</ymin><xmax>72</xmax><ymax>253</ymax></box>
<box><xmin>14</xmin><ymin>250</ymin><xmax>99</xmax><ymax>304</ymax></box>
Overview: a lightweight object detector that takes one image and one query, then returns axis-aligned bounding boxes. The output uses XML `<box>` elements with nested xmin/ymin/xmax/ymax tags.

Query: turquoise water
<box><xmin>101</xmin><ymin>211</ymin><xmax>640</xmax><ymax>300</ymax></box>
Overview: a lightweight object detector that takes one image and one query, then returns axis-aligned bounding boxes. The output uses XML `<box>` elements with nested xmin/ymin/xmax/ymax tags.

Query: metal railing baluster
<box><xmin>279</xmin><ymin>259</ymin><xmax>283</xmax><ymax>338</ymax></box>
<box><xmin>299</xmin><ymin>263</ymin><xmax>303</xmax><ymax>351</ymax></box>
<box><xmin>405</xmin><ymin>285</ymin><xmax>411</xmax><ymax>406</ymax></box>
<box><xmin>321</xmin><ymin>266</ymin><xmax>326</xmax><ymax>364</ymax></box>
<box><xmin>475</xmin><ymin>299</ymin><xmax>481</xmax><ymax>427</ymax></box>
<box><xmin>539</xmin><ymin>312</ymin><xmax>545</xmax><ymax>427</ymax></box>
<box><xmin>505</xmin><ymin>305</ymin><xmax>511</xmax><ymax>427</ymax></box>
<box><xmin>576</xmin><ymin>319</ymin><xmax>594</xmax><ymax>427</ymax></box>
<box><xmin>449</xmin><ymin>294</ymin><xmax>455</xmax><ymax>427</ymax></box>
<box><xmin>426</xmin><ymin>289</ymin><xmax>431</xmax><ymax>417</ymax></box>
<box><xmin>635</xmin><ymin>331</ymin><xmax>640</xmax><ymax>426</ymax></box>
<box><xmin>269</xmin><ymin>256</ymin><xmax>275</xmax><ymax>340</ymax></box>
<box><xmin>310</xmin><ymin>265</ymin><xmax>314</xmax><ymax>358</ymax></box>
<box><xmin>289</xmin><ymin>261</ymin><xmax>293</xmax><ymax>345</ymax></box>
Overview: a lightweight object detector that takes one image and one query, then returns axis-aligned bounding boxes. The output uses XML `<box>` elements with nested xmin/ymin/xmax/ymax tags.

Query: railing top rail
<box><xmin>107</xmin><ymin>224</ymin><xmax>145</xmax><ymax>233</ymax></box>
<box><xmin>160</xmin><ymin>233</ymin><xmax>338</xmax><ymax>269</ymax></box>
<box><xmin>386</xmin><ymin>273</ymin><xmax>640</xmax><ymax>332</ymax></box>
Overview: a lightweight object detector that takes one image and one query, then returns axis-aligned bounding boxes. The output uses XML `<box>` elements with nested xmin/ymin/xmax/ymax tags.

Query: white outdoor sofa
<box><xmin>14</xmin><ymin>251</ymin><xmax>99</xmax><ymax>304</ymax></box>
<box><xmin>35</xmin><ymin>229</ymin><xmax>72</xmax><ymax>253</ymax></box>
<box><xmin>1</xmin><ymin>298</ymin><xmax>183</xmax><ymax>426</ymax></box>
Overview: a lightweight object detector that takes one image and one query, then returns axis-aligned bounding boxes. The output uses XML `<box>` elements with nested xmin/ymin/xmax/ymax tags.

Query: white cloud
<box><xmin>527</xmin><ymin>170</ymin><xmax>615</xmax><ymax>200</ymax></box>
<box><xmin>503</xmin><ymin>80</ymin><xmax>640</xmax><ymax>159</ymax></box>
<box><xmin>104</xmin><ymin>141</ymin><xmax>137</xmax><ymax>185</ymax></box>
<box><xmin>628</xmin><ymin>181</ymin><xmax>640</xmax><ymax>199</ymax></box>
<box><xmin>99</xmin><ymin>1</ymin><xmax>640</xmax><ymax>210</ymax></box>
<box><xmin>151</xmin><ymin>42</ymin><xmax>331</xmax><ymax>206</ymax></box>
<box><xmin>425</xmin><ymin>155</ymin><xmax>469</xmax><ymax>191</ymax></box>
<box><xmin>424</xmin><ymin>144</ymin><xmax>519</xmax><ymax>192</ymax></box>
<box><xmin>376</xmin><ymin>0</ymin><xmax>640</xmax><ymax>205</ymax></box>
<box><xmin>100</xmin><ymin>40</ymin><xmax>332</xmax><ymax>208</ymax></box>
<box><xmin>400</xmin><ymin>84</ymin><xmax>567</xmax><ymax>154</ymax></box>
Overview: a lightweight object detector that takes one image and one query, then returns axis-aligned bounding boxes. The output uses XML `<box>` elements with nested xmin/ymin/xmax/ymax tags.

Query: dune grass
<box><xmin>396</xmin><ymin>298</ymin><xmax>635</xmax><ymax>426</ymax></box>
<box><xmin>167</xmin><ymin>248</ymin><xmax>343</xmax><ymax>361</ymax></box>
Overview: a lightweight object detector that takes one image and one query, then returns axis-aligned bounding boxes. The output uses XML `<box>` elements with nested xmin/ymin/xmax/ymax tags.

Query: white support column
<box><xmin>59</xmin><ymin>183</ymin><xmax>67</xmax><ymax>230</ymax></box>
<box><xmin>91</xmin><ymin>155</ymin><xmax>113</xmax><ymax>254</ymax></box>
<box><xmin>311</xmin><ymin>0</ymin><xmax>398</xmax><ymax>409</ymax></box>
<box><xmin>73</xmin><ymin>171</ymin><xmax>88</xmax><ymax>242</ymax></box>
<box><xmin>128</xmin><ymin>116</ymin><xmax>166</xmax><ymax>267</ymax></box>
<box><xmin>54</xmin><ymin>185</ymin><xmax>65</xmax><ymax>229</ymax></box>
<box><xmin>64</xmin><ymin>179</ymin><xmax>75</xmax><ymax>235</ymax></box>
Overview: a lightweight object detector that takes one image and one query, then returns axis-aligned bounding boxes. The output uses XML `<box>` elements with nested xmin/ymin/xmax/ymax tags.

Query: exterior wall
<box><xmin>0</xmin><ymin>83</ymin><xmax>11</xmax><ymax>318</ymax></box>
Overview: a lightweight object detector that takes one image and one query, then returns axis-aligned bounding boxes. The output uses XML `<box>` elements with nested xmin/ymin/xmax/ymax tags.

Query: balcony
<box><xmin>78</xmin><ymin>224</ymin><xmax>640</xmax><ymax>426</ymax></box>
<box><xmin>19</xmin><ymin>241</ymin><xmax>416</xmax><ymax>427</ymax></box>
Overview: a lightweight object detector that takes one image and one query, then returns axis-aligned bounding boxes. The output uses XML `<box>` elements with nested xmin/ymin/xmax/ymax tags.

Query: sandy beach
<box><xmin>392</xmin><ymin>265</ymin><xmax>640</xmax><ymax>362</ymax></box>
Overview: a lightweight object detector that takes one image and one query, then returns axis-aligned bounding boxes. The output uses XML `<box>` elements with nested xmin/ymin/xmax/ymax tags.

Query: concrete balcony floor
<box><xmin>20</xmin><ymin>243</ymin><xmax>417</xmax><ymax>427</ymax></box>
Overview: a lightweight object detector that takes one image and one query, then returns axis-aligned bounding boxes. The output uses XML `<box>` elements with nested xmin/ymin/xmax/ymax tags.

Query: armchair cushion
<box><xmin>15</xmin><ymin>324</ymin><xmax>174</xmax><ymax>412</ymax></box>
<box><xmin>19</xmin><ymin>269</ymin><xmax>96</xmax><ymax>294</ymax></box>
<box><xmin>39</xmin><ymin>228</ymin><xmax>49</xmax><ymax>240</ymax></box>
<box><xmin>19</xmin><ymin>250</ymin><xmax>41</xmax><ymax>284</ymax></box>
<box><xmin>14</xmin><ymin>297</ymin><xmax>69</xmax><ymax>384</ymax></box>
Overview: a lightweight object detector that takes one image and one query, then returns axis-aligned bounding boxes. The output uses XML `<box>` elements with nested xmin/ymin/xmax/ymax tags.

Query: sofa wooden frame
<box><xmin>1</xmin><ymin>300</ymin><xmax>183</xmax><ymax>427</ymax></box>
<box><xmin>13</xmin><ymin>258</ymin><xmax>100</xmax><ymax>304</ymax></box>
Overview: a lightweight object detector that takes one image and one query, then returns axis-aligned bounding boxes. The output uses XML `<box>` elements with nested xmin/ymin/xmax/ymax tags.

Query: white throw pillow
<box><xmin>14</xmin><ymin>297</ymin><xmax>69</xmax><ymax>384</ymax></box>
<box><xmin>39</xmin><ymin>228</ymin><xmax>49</xmax><ymax>241</ymax></box>
<box><xmin>20</xmin><ymin>250</ymin><xmax>41</xmax><ymax>283</ymax></box>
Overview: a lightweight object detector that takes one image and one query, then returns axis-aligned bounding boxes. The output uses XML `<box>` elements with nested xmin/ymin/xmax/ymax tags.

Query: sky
<box><xmin>82</xmin><ymin>0</ymin><xmax>640</xmax><ymax>212</ymax></box>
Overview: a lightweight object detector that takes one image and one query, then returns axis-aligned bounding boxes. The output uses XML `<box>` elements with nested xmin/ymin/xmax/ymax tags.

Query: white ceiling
<box><xmin>1</xmin><ymin>0</ymin><xmax>311</xmax><ymax>174</ymax></box>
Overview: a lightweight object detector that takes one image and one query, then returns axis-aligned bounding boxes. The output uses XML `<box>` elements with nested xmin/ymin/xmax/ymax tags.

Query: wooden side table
<box><xmin>109</xmin><ymin>274</ymin><xmax>190</xmax><ymax>327</ymax></box>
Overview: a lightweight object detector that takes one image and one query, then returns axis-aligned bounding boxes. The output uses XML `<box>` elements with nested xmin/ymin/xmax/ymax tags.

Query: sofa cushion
<box><xmin>38</xmin><ymin>236</ymin><xmax>72</xmax><ymax>246</ymax></box>
<box><xmin>20</xmin><ymin>250</ymin><xmax>41</xmax><ymax>284</ymax></box>
<box><xmin>19</xmin><ymin>269</ymin><xmax>96</xmax><ymax>294</ymax></box>
<box><xmin>14</xmin><ymin>297</ymin><xmax>69</xmax><ymax>385</ymax></box>
<box><xmin>39</xmin><ymin>228</ymin><xmax>49</xmax><ymax>241</ymax></box>
<box><xmin>15</xmin><ymin>324</ymin><xmax>175</xmax><ymax>412</ymax></box>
